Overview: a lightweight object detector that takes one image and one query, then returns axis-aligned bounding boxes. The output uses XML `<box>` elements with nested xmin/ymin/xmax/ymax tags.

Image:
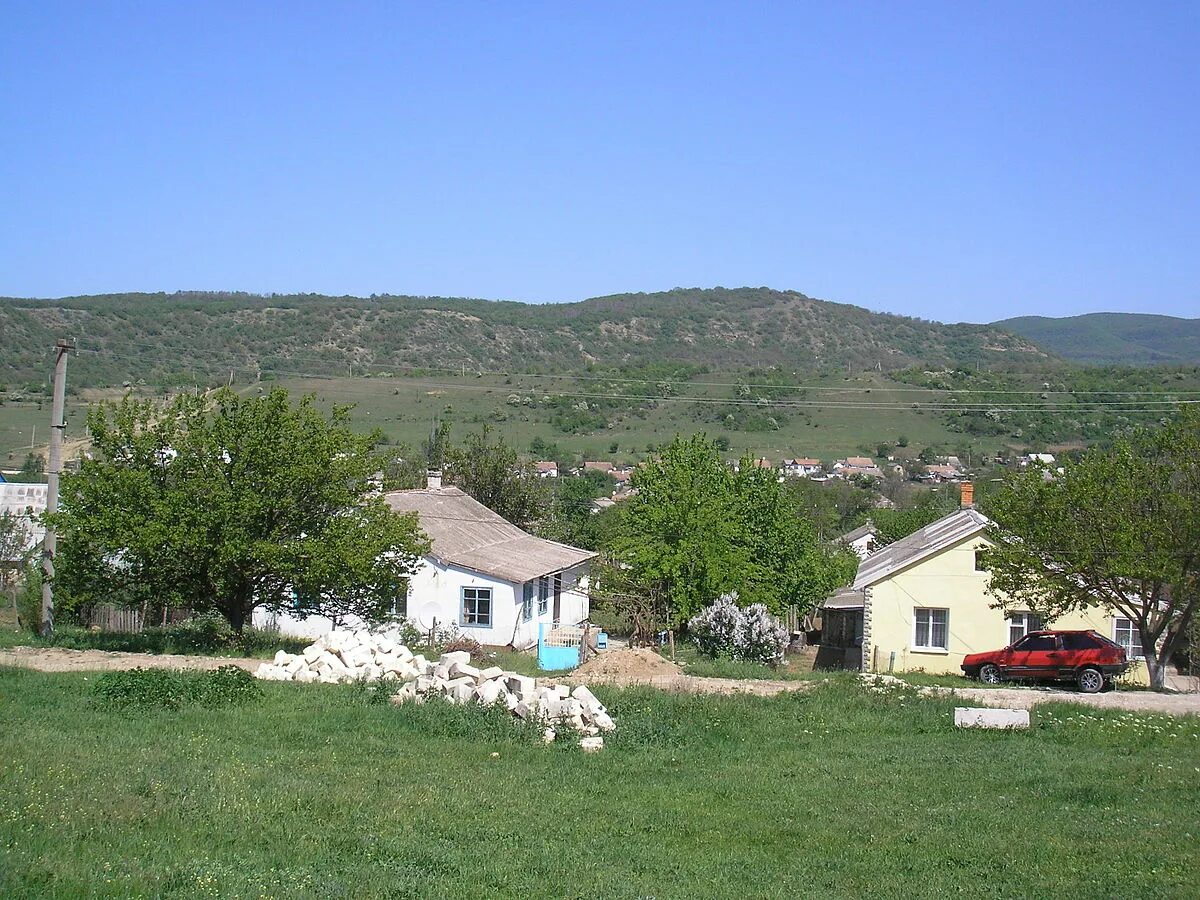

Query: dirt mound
<box><xmin>573</xmin><ymin>647</ymin><xmax>682</xmax><ymax>680</ymax></box>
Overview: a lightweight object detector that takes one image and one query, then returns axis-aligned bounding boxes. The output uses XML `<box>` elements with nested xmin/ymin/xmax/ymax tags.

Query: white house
<box><xmin>0</xmin><ymin>481</ymin><xmax>49</xmax><ymax>560</ymax></box>
<box><xmin>782</xmin><ymin>458</ymin><xmax>822</xmax><ymax>478</ymax></box>
<box><xmin>255</xmin><ymin>478</ymin><xmax>595</xmax><ymax>648</ymax></box>
<box><xmin>837</xmin><ymin>523</ymin><xmax>879</xmax><ymax>560</ymax></box>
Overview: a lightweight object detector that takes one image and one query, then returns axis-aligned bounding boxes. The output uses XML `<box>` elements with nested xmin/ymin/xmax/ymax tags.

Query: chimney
<box><xmin>959</xmin><ymin>481</ymin><xmax>974</xmax><ymax>508</ymax></box>
<box><xmin>426</xmin><ymin>469</ymin><xmax>442</xmax><ymax>491</ymax></box>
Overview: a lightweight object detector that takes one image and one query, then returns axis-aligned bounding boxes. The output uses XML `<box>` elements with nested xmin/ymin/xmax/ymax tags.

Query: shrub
<box><xmin>92</xmin><ymin>665</ymin><xmax>262</xmax><ymax>711</ymax></box>
<box><xmin>688</xmin><ymin>593</ymin><xmax>789</xmax><ymax>666</ymax></box>
<box><xmin>15</xmin><ymin>565</ymin><xmax>42</xmax><ymax>634</ymax></box>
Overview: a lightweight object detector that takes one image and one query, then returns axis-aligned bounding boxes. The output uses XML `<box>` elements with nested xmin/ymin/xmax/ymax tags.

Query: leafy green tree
<box><xmin>53</xmin><ymin>388</ymin><xmax>429</xmax><ymax>632</ymax></box>
<box><xmin>983</xmin><ymin>409</ymin><xmax>1200</xmax><ymax>690</ymax></box>
<box><xmin>537</xmin><ymin>473</ymin><xmax>611</xmax><ymax>550</ymax></box>
<box><xmin>869</xmin><ymin>490</ymin><xmax>959</xmax><ymax>545</ymax></box>
<box><xmin>610</xmin><ymin>435</ymin><xmax>852</xmax><ymax>625</ymax></box>
<box><xmin>445</xmin><ymin>426</ymin><xmax>548</xmax><ymax>530</ymax></box>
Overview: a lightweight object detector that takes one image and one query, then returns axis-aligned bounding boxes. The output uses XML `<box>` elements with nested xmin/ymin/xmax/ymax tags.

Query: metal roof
<box><xmin>838</xmin><ymin>523</ymin><xmax>877</xmax><ymax>544</ymax></box>
<box><xmin>823</xmin><ymin>588</ymin><xmax>866</xmax><ymax>610</ymax></box>
<box><xmin>384</xmin><ymin>487</ymin><xmax>595</xmax><ymax>584</ymax></box>
<box><xmin>852</xmin><ymin>507</ymin><xmax>991</xmax><ymax>590</ymax></box>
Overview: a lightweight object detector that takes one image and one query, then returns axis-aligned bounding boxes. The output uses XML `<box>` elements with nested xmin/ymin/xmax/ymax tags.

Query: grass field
<box><xmin>0</xmin><ymin>370</ymin><xmax>989</xmax><ymax>471</ymax></box>
<box><xmin>2</xmin><ymin>668</ymin><xmax>1196</xmax><ymax>898</ymax></box>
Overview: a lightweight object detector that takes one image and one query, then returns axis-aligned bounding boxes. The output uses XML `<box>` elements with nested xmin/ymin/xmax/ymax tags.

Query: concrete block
<box><xmin>296</xmin><ymin>668</ymin><xmax>318</xmax><ymax>684</ymax></box>
<box><xmin>571</xmin><ymin>685</ymin><xmax>599</xmax><ymax>707</ymax></box>
<box><xmin>415</xmin><ymin>675</ymin><xmax>434</xmax><ymax>692</ymax></box>
<box><xmin>475</xmin><ymin>680</ymin><xmax>503</xmax><ymax>705</ymax></box>
<box><xmin>505</xmin><ymin>692</ymin><xmax>520</xmax><ymax>712</ymax></box>
<box><xmin>273</xmin><ymin>650</ymin><xmax>293</xmax><ymax>666</ymax></box>
<box><xmin>477</xmin><ymin>666</ymin><xmax>504</xmax><ymax>682</ymax></box>
<box><xmin>553</xmin><ymin>685</ymin><xmax>570</xmax><ymax>700</ymax></box>
<box><xmin>450</xmin><ymin>661</ymin><xmax>480</xmax><ymax>680</ymax></box>
<box><xmin>954</xmin><ymin>707</ymin><xmax>1030</xmax><ymax>729</ymax></box>
<box><xmin>433</xmin><ymin>664</ymin><xmax>451</xmax><ymax>681</ymax></box>
<box><xmin>542</xmin><ymin>728</ymin><xmax>557</xmax><ymax>744</ymax></box>
<box><xmin>452</xmin><ymin>681</ymin><xmax>476</xmax><ymax>703</ymax></box>
<box><xmin>591</xmin><ymin>711</ymin><xmax>616</xmax><ymax>733</ymax></box>
<box><xmin>302</xmin><ymin>645</ymin><xmax>323</xmax><ymax>664</ymax></box>
<box><xmin>411</xmin><ymin>654</ymin><xmax>428</xmax><ymax>671</ymax></box>
<box><xmin>441</xmin><ymin>651</ymin><xmax>471</xmax><ymax>667</ymax></box>
<box><xmin>506</xmin><ymin>675</ymin><xmax>536</xmax><ymax>697</ymax></box>
<box><xmin>579</xmin><ymin>737</ymin><xmax>604</xmax><ymax>753</ymax></box>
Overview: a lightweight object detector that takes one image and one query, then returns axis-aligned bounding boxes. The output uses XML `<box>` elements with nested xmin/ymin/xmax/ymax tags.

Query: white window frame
<box><xmin>537</xmin><ymin>575</ymin><xmax>549</xmax><ymax>616</ymax></box>
<box><xmin>1007</xmin><ymin>611</ymin><xmax>1043</xmax><ymax>646</ymax></box>
<box><xmin>461</xmin><ymin>586</ymin><xmax>493</xmax><ymax>629</ymax></box>
<box><xmin>912</xmin><ymin>607</ymin><xmax>949</xmax><ymax>652</ymax></box>
<box><xmin>1113</xmin><ymin>617</ymin><xmax>1144</xmax><ymax>659</ymax></box>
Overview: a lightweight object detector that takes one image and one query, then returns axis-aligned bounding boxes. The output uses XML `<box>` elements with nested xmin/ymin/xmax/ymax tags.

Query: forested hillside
<box><xmin>996</xmin><ymin>313</ymin><xmax>1200</xmax><ymax>366</ymax></box>
<box><xmin>0</xmin><ymin>288</ymin><xmax>1049</xmax><ymax>389</ymax></box>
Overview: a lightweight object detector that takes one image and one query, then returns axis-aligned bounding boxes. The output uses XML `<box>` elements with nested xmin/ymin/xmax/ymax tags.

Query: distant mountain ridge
<box><xmin>0</xmin><ymin>288</ymin><xmax>1049</xmax><ymax>388</ymax></box>
<box><xmin>995</xmin><ymin>312</ymin><xmax>1200</xmax><ymax>366</ymax></box>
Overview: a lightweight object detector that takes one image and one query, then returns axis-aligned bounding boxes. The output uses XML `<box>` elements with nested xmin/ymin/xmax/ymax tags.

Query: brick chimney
<box><xmin>426</xmin><ymin>469</ymin><xmax>442</xmax><ymax>491</ymax></box>
<box><xmin>960</xmin><ymin>481</ymin><xmax>974</xmax><ymax>508</ymax></box>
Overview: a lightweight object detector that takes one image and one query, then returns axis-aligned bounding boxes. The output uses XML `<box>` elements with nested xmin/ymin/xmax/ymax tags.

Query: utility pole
<box><xmin>41</xmin><ymin>339</ymin><xmax>73</xmax><ymax>637</ymax></box>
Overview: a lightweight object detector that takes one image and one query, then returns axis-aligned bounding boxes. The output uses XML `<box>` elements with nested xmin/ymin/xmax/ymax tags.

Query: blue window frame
<box><xmin>521</xmin><ymin>582</ymin><xmax>534</xmax><ymax>621</ymax></box>
<box><xmin>537</xmin><ymin>576</ymin><xmax>549</xmax><ymax>616</ymax></box>
<box><xmin>462</xmin><ymin>586</ymin><xmax>493</xmax><ymax>628</ymax></box>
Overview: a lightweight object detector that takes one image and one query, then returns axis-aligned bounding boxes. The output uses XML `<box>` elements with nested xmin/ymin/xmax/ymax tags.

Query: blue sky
<box><xmin>1</xmin><ymin>2</ymin><xmax>1196</xmax><ymax>322</ymax></box>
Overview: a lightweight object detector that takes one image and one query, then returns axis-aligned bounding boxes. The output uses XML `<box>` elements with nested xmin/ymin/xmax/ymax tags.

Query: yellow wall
<box><xmin>864</xmin><ymin>535</ymin><xmax>1150</xmax><ymax>684</ymax></box>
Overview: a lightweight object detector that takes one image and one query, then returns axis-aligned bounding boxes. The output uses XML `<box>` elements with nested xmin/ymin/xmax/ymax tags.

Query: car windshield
<box><xmin>1012</xmin><ymin>634</ymin><xmax>1057</xmax><ymax>651</ymax></box>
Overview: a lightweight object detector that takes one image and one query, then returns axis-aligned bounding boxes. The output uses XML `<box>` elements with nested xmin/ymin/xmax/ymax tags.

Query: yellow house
<box><xmin>824</xmin><ymin>506</ymin><xmax>1150</xmax><ymax>683</ymax></box>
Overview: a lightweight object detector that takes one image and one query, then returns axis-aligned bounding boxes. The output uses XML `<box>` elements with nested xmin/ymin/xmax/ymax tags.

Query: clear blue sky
<box><xmin>2</xmin><ymin>2</ymin><xmax>1196</xmax><ymax>322</ymax></box>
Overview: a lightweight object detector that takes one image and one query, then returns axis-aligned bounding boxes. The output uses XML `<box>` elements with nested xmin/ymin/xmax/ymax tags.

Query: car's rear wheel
<box><xmin>979</xmin><ymin>663</ymin><xmax>1002</xmax><ymax>685</ymax></box>
<box><xmin>1077</xmin><ymin>667</ymin><xmax>1104</xmax><ymax>693</ymax></box>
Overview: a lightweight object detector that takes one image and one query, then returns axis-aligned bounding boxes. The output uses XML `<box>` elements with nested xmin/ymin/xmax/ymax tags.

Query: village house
<box><xmin>535</xmin><ymin>461</ymin><xmax>559</xmax><ymax>478</ymax></box>
<box><xmin>582</xmin><ymin>461</ymin><xmax>614</xmax><ymax>474</ymax></box>
<box><xmin>256</xmin><ymin>473</ymin><xmax>595</xmax><ymax>647</ymax></box>
<box><xmin>837</xmin><ymin>522</ymin><xmax>878</xmax><ymax>560</ymax></box>
<box><xmin>781</xmin><ymin>458</ymin><xmax>822</xmax><ymax>478</ymax></box>
<box><xmin>820</xmin><ymin>483</ymin><xmax>1150</xmax><ymax>683</ymax></box>
<box><xmin>832</xmin><ymin>457</ymin><xmax>885</xmax><ymax>479</ymax></box>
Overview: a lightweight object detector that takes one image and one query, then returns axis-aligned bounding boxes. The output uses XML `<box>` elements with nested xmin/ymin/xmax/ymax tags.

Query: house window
<box><xmin>537</xmin><ymin>576</ymin><xmax>549</xmax><ymax>616</ymax></box>
<box><xmin>462</xmin><ymin>587</ymin><xmax>493</xmax><ymax>628</ymax></box>
<box><xmin>522</xmin><ymin>582</ymin><xmax>534</xmax><ymax>621</ymax></box>
<box><xmin>1113</xmin><ymin>617</ymin><xmax>1144</xmax><ymax>659</ymax></box>
<box><xmin>1007</xmin><ymin>612</ymin><xmax>1043</xmax><ymax>645</ymax></box>
<box><xmin>974</xmin><ymin>548</ymin><xmax>987</xmax><ymax>571</ymax></box>
<box><xmin>389</xmin><ymin>593</ymin><xmax>408</xmax><ymax>619</ymax></box>
<box><xmin>913</xmin><ymin>608</ymin><xmax>949</xmax><ymax>651</ymax></box>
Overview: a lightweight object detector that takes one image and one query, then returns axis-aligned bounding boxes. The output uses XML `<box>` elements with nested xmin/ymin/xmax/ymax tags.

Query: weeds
<box><xmin>91</xmin><ymin>665</ymin><xmax>262</xmax><ymax>711</ymax></box>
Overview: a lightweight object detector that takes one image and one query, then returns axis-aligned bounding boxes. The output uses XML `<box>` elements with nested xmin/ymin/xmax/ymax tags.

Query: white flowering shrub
<box><xmin>735</xmin><ymin>603</ymin><xmax>789</xmax><ymax>665</ymax></box>
<box><xmin>688</xmin><ymin>594</ymin><xmax>789</xmax><ymax>665</ymax></box>
<box><xmin>688</xmin><ymin>592</ymin><xmax>742</xmax><ymax>658</ymax></box>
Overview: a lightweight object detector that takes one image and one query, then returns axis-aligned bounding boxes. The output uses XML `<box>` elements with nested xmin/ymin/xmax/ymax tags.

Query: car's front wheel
<box><xmin>1077</xmin><ymin>667</ymin><xmax>1105</xmax><ymax>693</ymax></box>
<box><xmin>979</xmin><ymin>663</ymin><xmax>1002</xmax><ymax>685</ymax></box>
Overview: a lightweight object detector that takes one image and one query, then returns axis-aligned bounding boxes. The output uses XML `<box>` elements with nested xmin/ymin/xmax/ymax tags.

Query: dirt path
<box><xmin>928</xmin><ymin>684</ymin><xmax>1200</xmax><ymax>717</ymax></box>
<box><xmin>3</xmin><ymin>645</ymin><xmax>1197</xmax><ymax>716</ymax></box>
<box><xmin>0</xmin><ymin>646</ymin><xmax>262</xmax><ymax>674</ymax></box>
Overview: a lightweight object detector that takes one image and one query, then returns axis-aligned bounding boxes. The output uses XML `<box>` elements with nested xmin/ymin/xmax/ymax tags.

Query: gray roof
<box><xmin>838</xmin><ymin>523</ymin><xmax>877</xmax><ymax>544</ymax></box>
<box><xmin>852</xmin><ymin>508</ymin><xmax>991</xmax><ymax>590</ymax></box>
<box><xmin>384</xmin><ymin>486</ymin><xmax>595</xmax><ymax>584</ymax></box>
<box><xmin>823</xmin><ymin>588</ymin><xmax>865</xmax><ymax>610</ymax></box>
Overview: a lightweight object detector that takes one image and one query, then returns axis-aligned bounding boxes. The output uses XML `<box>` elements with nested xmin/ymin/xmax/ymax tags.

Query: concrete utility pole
<box><xmin>41</xmin><ymin>339</ymin><xmax>73</xmax><ymax>637</ymax></box>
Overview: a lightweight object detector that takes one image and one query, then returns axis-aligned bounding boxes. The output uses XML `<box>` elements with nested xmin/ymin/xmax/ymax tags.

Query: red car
<box><xmin>961</xmin><ymin>630</ymin><xmax>1128</xmax><ymax>693</ymax></box>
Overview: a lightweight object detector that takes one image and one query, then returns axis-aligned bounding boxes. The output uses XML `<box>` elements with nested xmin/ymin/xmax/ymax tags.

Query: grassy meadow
<box><xmin>1</xmin><ymin>668</ymin><xmax>1196</xmax><ymax>898</ymax></box>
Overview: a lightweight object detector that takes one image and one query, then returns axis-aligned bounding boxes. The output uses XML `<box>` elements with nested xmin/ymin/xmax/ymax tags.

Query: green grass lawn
<box><xmin>2</xmin><ymin>669</ymin><xmax>1196</xmax><ymax>898</ymax></box>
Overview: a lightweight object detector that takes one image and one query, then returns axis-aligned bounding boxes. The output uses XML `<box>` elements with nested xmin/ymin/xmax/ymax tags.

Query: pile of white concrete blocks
<box><xmin>253</xmin><ymin>626</ymin><xmax>425</xmax><ymax>685</ymax></box>
<box><xmin>254</xmin><ymin>627</ymin><xmax>614</xmax><ymax>749</ymax></box>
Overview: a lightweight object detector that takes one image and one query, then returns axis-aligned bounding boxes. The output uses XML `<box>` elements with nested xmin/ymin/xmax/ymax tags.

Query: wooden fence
<box><xmin>88</xmin><ymin>604</ymin><xmax>145</xmax><ymax>633</ymax></box>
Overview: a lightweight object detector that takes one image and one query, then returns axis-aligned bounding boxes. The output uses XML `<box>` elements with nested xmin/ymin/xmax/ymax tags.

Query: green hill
<box><xmin>0</xmin><ymin>288</ymin><xmax>1050</xmax><ymax>389</ymax></box>
<box><xmin>995</xmin><ymin>313</ymin><xmax>1200</xmax><ymax>366</ymax></box>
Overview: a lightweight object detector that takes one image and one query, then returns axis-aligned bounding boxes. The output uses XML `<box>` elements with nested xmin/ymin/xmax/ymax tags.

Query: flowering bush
<box><xmin>736</xmin><ymin>603</ymin><xmax>789</xmax><ymax>665</ymax></box>
<box><xmin>689</xmin><ymin>593</ymin><xmax>743</xmax><ymax>658</ymax></box>
<box><xmin>688</xmin><ymin>594</ymin><xmax>789</xmax><ymax>665</ymax></box>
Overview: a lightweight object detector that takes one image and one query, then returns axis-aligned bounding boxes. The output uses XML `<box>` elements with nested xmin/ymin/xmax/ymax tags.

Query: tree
<box><xmin>445</xmin><ymin>426</ymin><xmax>548</xmax><ymax>530</ymax></box>
<box><xmin>983</xmin><ymin>409</ymin><xmax>1200</xmax><ymax>690</ymax></box>
<box><xmin>610</xmin><ymin>435</ymin><xmax>852</xmax><ymax>626</ymax></box>
<box><xmin>1</xmin><ymin>511</ymin><xmax>32</xmax><ymax>615</ymax></box>
<box><xmin>52</xmin><ymin>388</ymin><xmax>430</xmax><ymax>632</ymax></box>
<box><xmin>11</xmin><ymin>453</ymin><xmax>46</xmax><ymax>483</ymax></box>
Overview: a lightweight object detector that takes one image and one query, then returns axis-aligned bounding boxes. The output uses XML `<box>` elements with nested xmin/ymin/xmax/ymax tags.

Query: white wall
<box><xmin>253</xmin><ymin>555</ymin><xmax>592</xmax><ymax>648</ymax></box>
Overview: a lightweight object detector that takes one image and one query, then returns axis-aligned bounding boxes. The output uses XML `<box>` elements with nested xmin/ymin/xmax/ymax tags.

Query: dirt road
<box><xmin>0</xmin><ymin>646</ymin><xmax>262</xmax><ymax>673</ymax></box>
